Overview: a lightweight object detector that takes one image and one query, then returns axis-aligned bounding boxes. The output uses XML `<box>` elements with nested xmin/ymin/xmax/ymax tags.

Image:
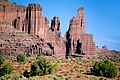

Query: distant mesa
<box><xmin>0</xmin><ymin>1</ymin><xmax>99</xmax><ymax>58</ymax></box>
<box><xmin>102</xmin><ymin>45</ymin><xmax>108</xmax><ymax>50</ymax></box>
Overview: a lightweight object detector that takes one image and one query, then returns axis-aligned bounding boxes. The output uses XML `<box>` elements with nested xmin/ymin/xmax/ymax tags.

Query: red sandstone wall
<box><xmin>0</xmin><ymin>1</ymin><xmax>97</xmax><ymax>58</ymax></box>
<box><xmin>65</xmin><ymin>7</ymin><xmax>97</xmax><ymax>57</ymax></box>
<box><xmin>0</xmin><ymin>2</ymin><xmax>26</xmax><ymax>26</ymax></box>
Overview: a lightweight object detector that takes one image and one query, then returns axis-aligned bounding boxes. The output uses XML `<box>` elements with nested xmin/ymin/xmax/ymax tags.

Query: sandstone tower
<box><xmin>24</xmin><ymin>4</ymin><xmax>42</xmax><ymax>35</ymax></box>
<box><xmin>0</xmin><ymin>1</ymin><xmax>97</xmax><ymax>58</ymax></box>
<box><xmin>65</xmin><ymin>7</ymin><xmax>96</xmax><ymax>58</ymax></box>
<box><xmin>69</xmin><ymin>7</ymin><xmax>86</xmax><ymax>34</ymax></box>
<box><xmin>49</xmin><ymin>17</ymin><xmax>65</xmax><ymax>57</ymax></box>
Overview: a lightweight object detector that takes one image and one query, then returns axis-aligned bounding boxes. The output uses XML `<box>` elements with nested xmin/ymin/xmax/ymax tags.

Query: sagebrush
<box><xmin>91</xmin><ymin>60</ymin><xmax>117</xmax><ymax>78</ymax></box>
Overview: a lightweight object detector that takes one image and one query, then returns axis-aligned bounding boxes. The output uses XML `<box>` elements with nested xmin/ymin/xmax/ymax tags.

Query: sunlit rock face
<box><xmin>65</xmin><ymin>7</ymin><xmax>97</xmax><ymax>58</ymax></box>
<box><xmin>0</xmin><ymin>1</ymin><xmax>97</xmax><ymax>58</ymax></box>
<box><xmin>0</xmin><ymin>0</ymin><xmax>26</xmax><ymax>30</ymax></box>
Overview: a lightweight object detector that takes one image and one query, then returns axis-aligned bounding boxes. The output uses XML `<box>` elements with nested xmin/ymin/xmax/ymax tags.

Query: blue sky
<box><xmin>10</xmin><ymin>0</ymin><xmax>120</xmax><ymax>51</ymax></box>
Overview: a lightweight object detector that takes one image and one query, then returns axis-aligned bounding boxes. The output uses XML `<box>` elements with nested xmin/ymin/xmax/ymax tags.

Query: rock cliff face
<box><xmin>23</xmin><ymin>4</ymin><xmax>65</xmax><ymax>57</ymax></box>
<box><xmin>0</xmin><ymin>0</ymin><xmax>26</xmax><ymax>27</ymax></box>
<box><xmin>0</xmin><ymin>1</ymin><xmax>97</xmax><ymax>58</ymax></box>
<box><xmin>49</xmin><ymin>17</ymin><xmax>65</xmax><ymax>57</ymax></box>
<box><xmin>24</xmin><ymin>4</ymin><xmax>42</xmax><ymax>35</ymax></box>
<box><xmin>65</xmin><ymin>7</ymin><xmax>97</xmax><ymax>58</ymax></box>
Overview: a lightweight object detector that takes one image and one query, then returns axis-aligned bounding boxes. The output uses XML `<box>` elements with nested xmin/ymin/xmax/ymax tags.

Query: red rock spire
<box><xmin>51</xmin><ymin>16</ymin><xmax>60</xmax><ymax>31</ymax></box>
<box><xmin>66</xmin><ymin>7</ymin><xmax>97</xmax><ymax>58</ymax></box>
<box><xmin>25</xmin><ymin>4</ymin><xmax>42</xmax><ymax>35</ymax></box>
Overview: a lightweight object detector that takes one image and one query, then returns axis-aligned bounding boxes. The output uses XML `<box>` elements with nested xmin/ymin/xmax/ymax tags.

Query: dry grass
<box><xmin>2</xmin><ymin>58</ymin><xmax>120</xmax><ymax>80</ymax></box>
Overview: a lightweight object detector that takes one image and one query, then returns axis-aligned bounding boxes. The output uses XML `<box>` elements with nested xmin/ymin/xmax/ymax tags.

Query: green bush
<box><xmin>17</xmin><ymin>54</ymin><xmax>25</xmax><ymax>62</ymax></box>
<box><xmin>0</xmin><ymin>56</ymin><xmax>5</xmax><ymax>66</ymax></box>
<box><xmin>0</xmin><ymin>67</ymin><xmax>5</xmax><ymax>77</ymax></box>
<box><xmin>0</xmin><ymin>64</ymin><xmax>13</xmax><ymax>77</ymax></box>
<box><xmin>30</xmin><ymin>57</ymin><xmax>56</xmax><ymax>76</ymax></box>
<box><xmin>0</xmin><ymin>78</ymin><xmax>4</xmax><ymax>80</ymax></box>
<box><xmin>10</xmin><ymin>74</ymin><xmax>20</xmax><ymax>80</ymax></box>
<box><xmin>91</xmin><ymin>60</ymin><xmax>117</xmax><ymax>78</ymax></box>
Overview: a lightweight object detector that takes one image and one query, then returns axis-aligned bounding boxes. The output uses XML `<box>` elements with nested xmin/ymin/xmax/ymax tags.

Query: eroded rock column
<box><xmin>25</xmin><ymin>4</ymin><xmax>42</xmax><ymax>35</ymax></box>
<box><xmin>65</xmin><ymin>7</ymin><xmax>97</xmax><ymax>58</ymax></box>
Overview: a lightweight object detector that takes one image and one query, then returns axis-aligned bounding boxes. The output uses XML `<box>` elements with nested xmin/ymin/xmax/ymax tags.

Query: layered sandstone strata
<box><xmin>23</xmin><ymin>4</ymin><xmax>65</xmax><ymax>57</ymax></box>
<box><xmin>0</xmin><ymin>0</ymin><xmax>26</xmax><ymax>27</ymax></box>
<box><xmin>65</xmin><ymin>7</ymin><xmax>97</xmax><ymax>58</ymax></box>
<box><xmin>49</xmin><ymin>17</ymin><xmax>65</xmax><ymax>57</ymax></box>
<box><xmin>24</xmin><ymin>4</ymin><xmax>42</xmax><ymax>35</ymax></box>
<box><xmin>0</xmin><ymin>1</ymin><xmax>97</xmax><ymax>58</ymax></box>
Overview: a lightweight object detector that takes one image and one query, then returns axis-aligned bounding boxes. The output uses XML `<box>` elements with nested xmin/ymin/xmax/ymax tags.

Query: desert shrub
<box><xmin>0</xmin><ymin>56</ymin><xmax>5</xmax><ymax>66</ymax></box>
<box><xmin>51</xmin><ymin>75</ymin><xmax>65</xmax><ymax>80</ymax></box>
<box><xmin>0</xmin><ymin>78</ymin><xmax>4</xmax><ymax>80</ymax></box>
<box><xmin>0</xmin><ymin>67</ymin><xmax>5</xmax><ymax>77</ymax></box>
<box><xmin>0</xmin><ymin>64</ymin><xmax>13</xmax><ymax>77</ymax></box>
<box><xmin>23</xmin><ymin>70</ymin><xmax>30</xmax><ymax>78</ymax></box>
<box><xmin>91</xmin><ymin>60</ymin><xmax>117</xmax><ymax>78</ymax></box>
<box><xmin>30</xmin><ymin>57</ymin><xmax>56</xmax><ymax>76</ymax></box>
<box><xmin>2</xmin><ymin>64</ymin><xmax>13</xmax><ymax>74</ymax></box>
<box><xmin>17</xmin><ymin>54</ymin><xmax>25</xmax><ymax>62</ymax></box>
<box><xmin>10</xmin><ymin>74</ymin><xmax>20</xmax><ymax>80</ymax></box>
<box><xmin>52</xmin><ymin>76</ymin><xmax>59</xmax><ymax>80</ymax></box>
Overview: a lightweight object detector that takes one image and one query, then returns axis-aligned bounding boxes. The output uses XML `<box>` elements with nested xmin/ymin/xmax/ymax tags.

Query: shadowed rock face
<box><xmin>49</xmin><ymin>17</ymin><xmax>65</xmax><ymax>57</ymax></box>
<box><xmin>51</xmin><ymin>16</ymin><xmax>60</xmax><ymax>31</ymax></box>
<box><xmin>0</xmin><ymin>1</ymin><xmax>97</xmax><ymax>58</ymax></box>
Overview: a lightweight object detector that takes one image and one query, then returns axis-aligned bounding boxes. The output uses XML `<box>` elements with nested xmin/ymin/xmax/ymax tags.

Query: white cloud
<box><xmin>94</xmin><ymin>36</ymin><xmax>120</xmax><ymax>44</ymax></box>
